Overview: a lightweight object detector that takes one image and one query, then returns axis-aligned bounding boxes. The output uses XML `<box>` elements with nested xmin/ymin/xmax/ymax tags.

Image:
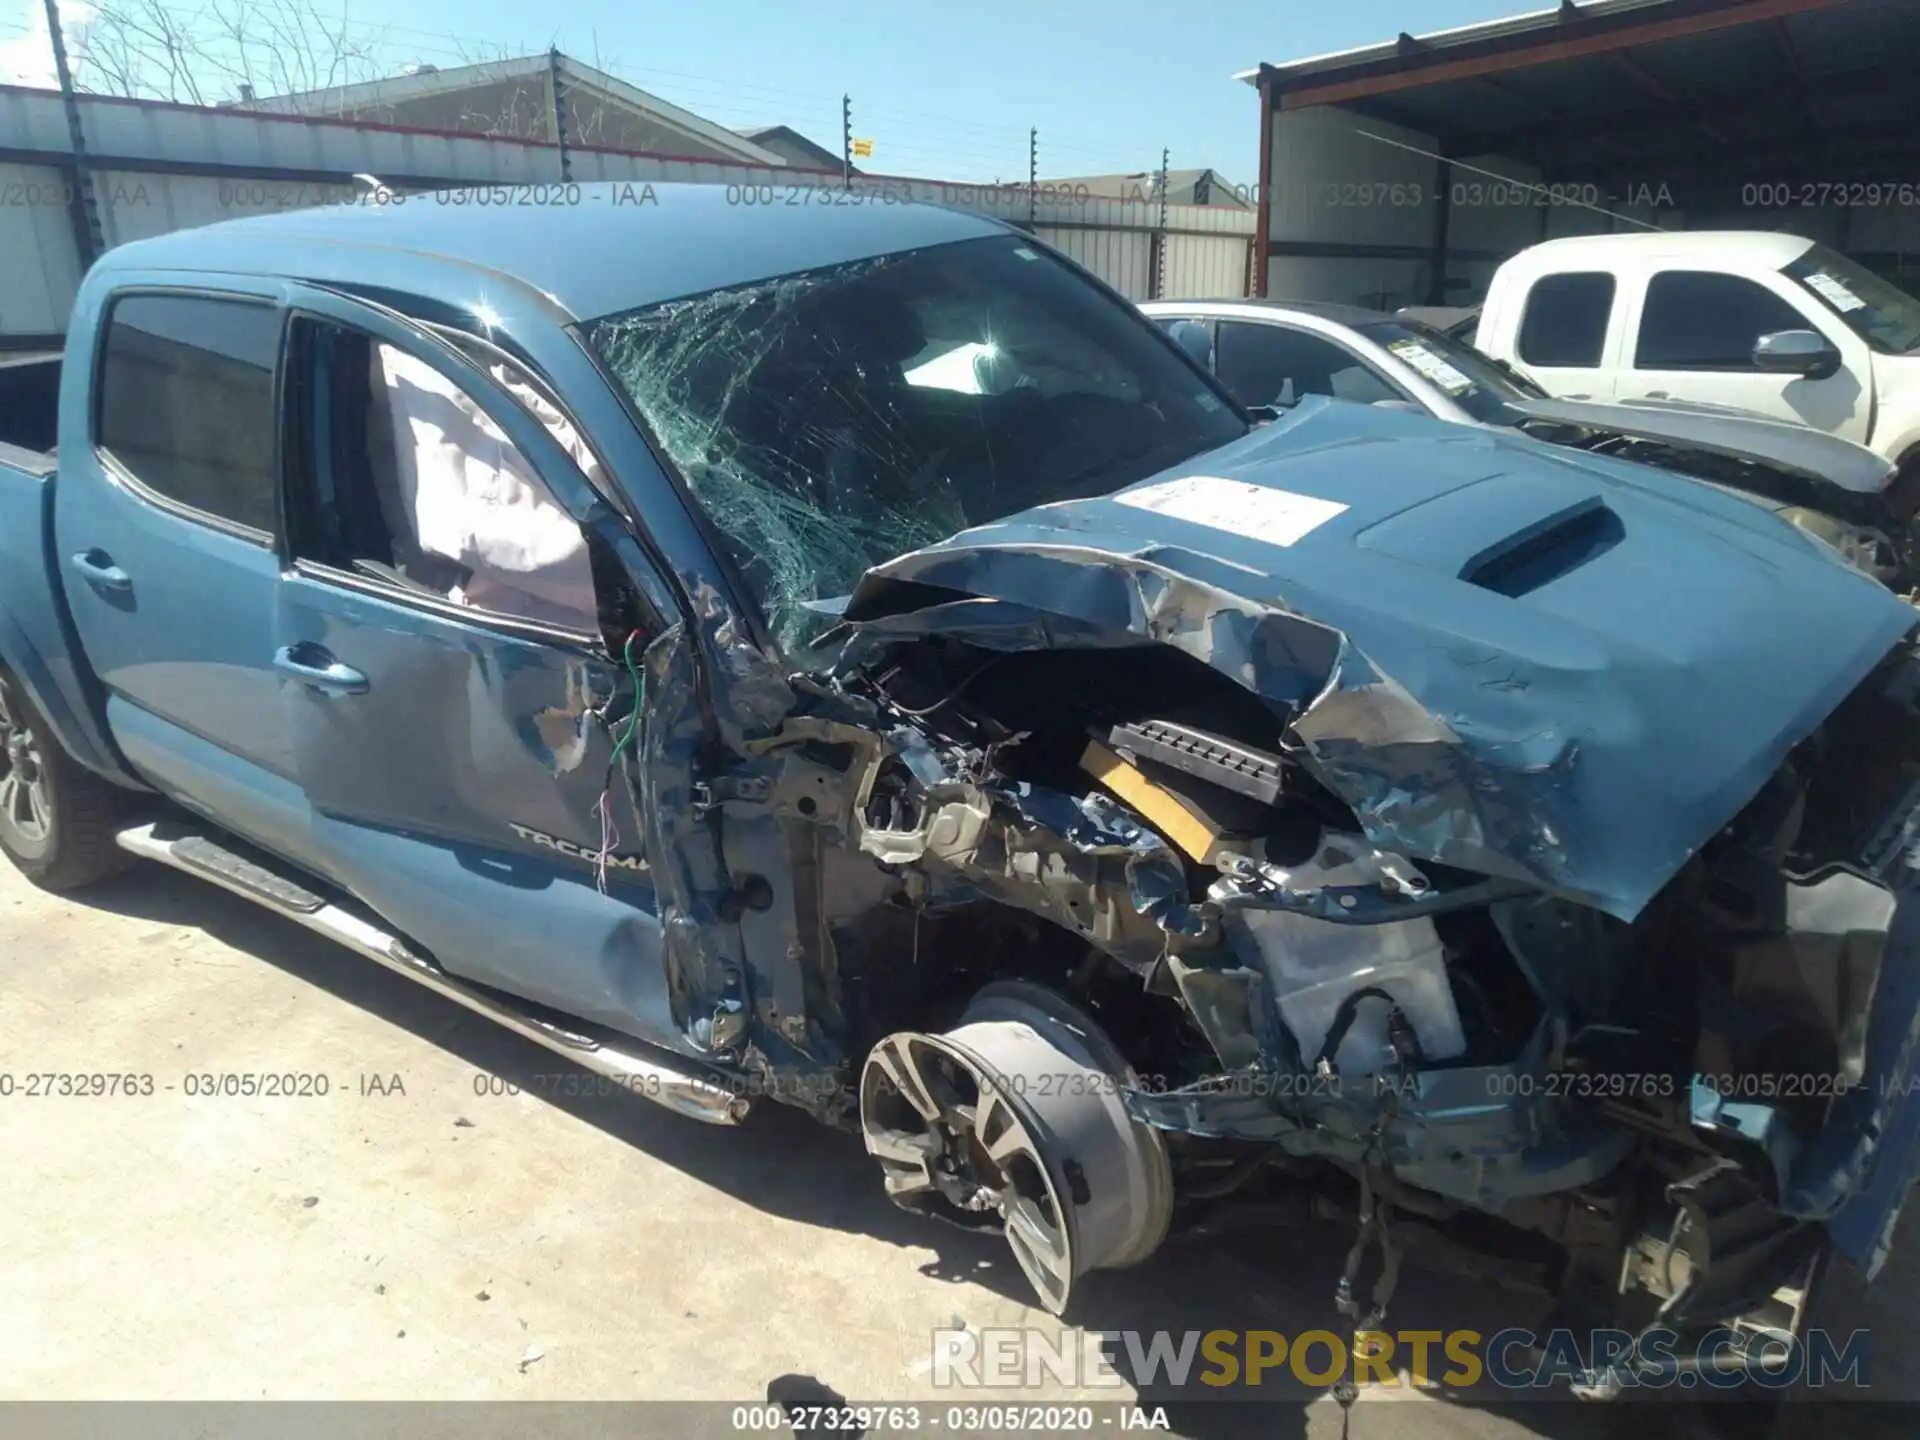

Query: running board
<box><xmin>114</xmin><ymin>821</ymin><xmax>750</xmax><ymax>1126</ymax></box>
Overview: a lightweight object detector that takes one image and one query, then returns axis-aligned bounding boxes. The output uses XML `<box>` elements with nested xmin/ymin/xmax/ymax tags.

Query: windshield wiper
<box><xmin>1483</xmin><ymin>354</ymin><xmax>1544</xmax><ymax>397</ymax></box>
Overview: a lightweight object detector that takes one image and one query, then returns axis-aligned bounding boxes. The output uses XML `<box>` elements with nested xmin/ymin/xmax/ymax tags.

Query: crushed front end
<box><xmin>742</xmin><ymin>410</ymin><xmax>1920</xmax><ymax>1369</ymax></box>
<box><xmin>586</xmin><ymin>227</ymin><xmax>1920</xmax><ymax>1360</ymax></box>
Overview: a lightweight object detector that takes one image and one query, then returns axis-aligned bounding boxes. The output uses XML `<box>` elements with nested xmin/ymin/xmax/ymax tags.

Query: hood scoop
<box><xmin>1355</xmin><ymin>471</ymin><xmax>1623</xmax><ymax>598</ymax></box>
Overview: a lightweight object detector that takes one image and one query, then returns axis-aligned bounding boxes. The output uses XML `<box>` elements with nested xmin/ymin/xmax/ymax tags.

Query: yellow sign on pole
<box><xmin>851</xmin><ymin>138</ymin><xmax>875</xmax><ymax>159</ymax></box>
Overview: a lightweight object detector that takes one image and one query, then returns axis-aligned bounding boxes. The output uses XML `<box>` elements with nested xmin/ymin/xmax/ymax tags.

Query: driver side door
<box><xmin>274</xmin><ymin>286</ymin><xmax>697</xmax><ymax>1055</ymax></box>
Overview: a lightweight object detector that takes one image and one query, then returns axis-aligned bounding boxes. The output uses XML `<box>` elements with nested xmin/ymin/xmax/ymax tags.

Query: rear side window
<box><xmin>1634</xmin><ymin>271</ymin><xmax>1812</xmax><ymax>370</ymax></box>
<box><xmin>1516</xmin><ymin>272</ymin><xmax>1615</xmax><ymax>368</ymax></box>
<box><xmin>96</xmin><ymin>294</ymin><xmax>280</xmax><ymax>534</ymax></box>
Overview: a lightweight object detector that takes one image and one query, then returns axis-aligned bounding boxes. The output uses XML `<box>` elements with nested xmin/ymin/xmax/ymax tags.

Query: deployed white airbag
<box><xmin>374</xmin><ymin>343</ymin><xmax>598</xmax><ymax>629</ymax></box>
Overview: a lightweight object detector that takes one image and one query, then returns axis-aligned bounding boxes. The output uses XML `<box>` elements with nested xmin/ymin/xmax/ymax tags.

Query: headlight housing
<box><xmin>1778</xmin><ymin>506</ymin><xmax>1901</xmax><ymax>583</ymax></box>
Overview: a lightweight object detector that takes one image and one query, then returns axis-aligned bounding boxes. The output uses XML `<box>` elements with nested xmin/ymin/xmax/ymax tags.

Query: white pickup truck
<box><xmin>1476</xmin><ymin>231</ymin><xmax>1920</xmax><ymax>479</ymax></box>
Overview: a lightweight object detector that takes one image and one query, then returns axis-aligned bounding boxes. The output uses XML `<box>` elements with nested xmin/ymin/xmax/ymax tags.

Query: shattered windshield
<box><xmin>1354</xmin><ymin>318</ymin><xmax>1545</xmax><ymax>425</ymax></box>
<box><xmin>588</xmin><ymin>235</ymin><xmax>1246</xmax><ymax>650</ymax></box>
<box><xmin>1784</xmin><ymin>246</ymin><xmax>1920</xmax><ymax>354</ymax></box>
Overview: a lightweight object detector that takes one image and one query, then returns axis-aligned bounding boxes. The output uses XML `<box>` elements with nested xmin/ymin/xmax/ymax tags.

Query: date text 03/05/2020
<box><xmin>730</xmin><ymin>1405</ymin><xmax>1169</xmax><ymax>1432</ymax></box>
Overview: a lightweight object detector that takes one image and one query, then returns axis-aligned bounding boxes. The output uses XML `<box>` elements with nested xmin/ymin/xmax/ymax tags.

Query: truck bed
<box><xmin>0</xmin><ymin>352</ymin><xmax>61</xmax><ymax>457</ymax></box>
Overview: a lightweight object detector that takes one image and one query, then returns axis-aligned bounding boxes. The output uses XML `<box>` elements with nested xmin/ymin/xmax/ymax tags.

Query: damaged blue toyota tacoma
<box><xmin>4</xmin><ymin>186</ymin><xmax>1920</xmax><ymax>1376</ymax></box>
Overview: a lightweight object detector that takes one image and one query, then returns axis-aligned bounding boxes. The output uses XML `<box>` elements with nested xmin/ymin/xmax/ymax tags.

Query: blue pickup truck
<box><xmin>4</xmin><ymin>185</ymin><xmax>1920</xmax><ymax>1366</ymax></box>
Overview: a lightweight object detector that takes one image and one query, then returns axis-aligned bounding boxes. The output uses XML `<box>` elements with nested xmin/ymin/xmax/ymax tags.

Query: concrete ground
<box><xmin>2</xmin><ymin>855</ymin><xmax>1914</xmax><ymax>1440</ymax></box>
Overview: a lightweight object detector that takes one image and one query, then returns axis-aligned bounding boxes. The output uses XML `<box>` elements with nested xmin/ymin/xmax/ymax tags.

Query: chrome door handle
<box><xmin>274</xmin><ymin>645</ymin><xmax>369</xmax><ymax>696</ymax></box>
<box><xmin>71</xmin><ymin>550</ymin><xmax>132</xmax><ymax>592</ymax></box>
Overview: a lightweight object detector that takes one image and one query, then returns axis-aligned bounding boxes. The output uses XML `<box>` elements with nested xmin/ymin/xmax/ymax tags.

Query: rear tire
<box><xmin>0</xmin><ymin>667</ymin><xmax>129</xmax><ymax>891</ymax></box>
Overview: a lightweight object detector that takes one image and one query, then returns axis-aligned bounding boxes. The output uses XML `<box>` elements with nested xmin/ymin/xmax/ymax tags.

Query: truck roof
<box><xmin>100</xmin><ymin>181</ymin><xmax>1011</xmax><ymax>322</ymax></box>
<box><xmin>1500</xmin><ymin>230</ymin><xmax>1818</xmax><ymax>273</ymax></box>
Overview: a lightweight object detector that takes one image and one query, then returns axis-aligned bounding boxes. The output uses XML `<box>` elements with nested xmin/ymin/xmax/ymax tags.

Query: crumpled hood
<box><xmin>845</xmin><ymin>398</ymin><xmax>1919</xmax><ymax>920</ymax></box>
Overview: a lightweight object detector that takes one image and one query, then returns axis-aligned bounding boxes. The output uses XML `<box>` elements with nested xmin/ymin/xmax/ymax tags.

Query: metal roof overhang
<box><xmin>1243</xmin><ymin>0</ymin><xmax>1920</xmax><ymax>189</ymax></box>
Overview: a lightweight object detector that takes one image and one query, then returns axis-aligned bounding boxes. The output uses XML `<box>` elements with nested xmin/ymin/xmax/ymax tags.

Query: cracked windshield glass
<box><xmin>589</xmin><ymin>234</ymin><xmax>1247</xmax><ymax>650</ymax></box>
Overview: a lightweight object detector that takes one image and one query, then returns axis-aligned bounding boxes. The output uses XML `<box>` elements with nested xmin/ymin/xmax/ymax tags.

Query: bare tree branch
<box><xmin>73</xmin><ymin>0</ymin><xmax>387</xmax><ymax>105</ymax></box>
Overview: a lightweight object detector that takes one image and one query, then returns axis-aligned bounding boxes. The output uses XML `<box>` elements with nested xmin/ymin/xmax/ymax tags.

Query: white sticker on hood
<box><xmin>1803</xmin><ymin>271</ymin><xmax>1867</xmax><ymax>313</ymax></box>
<box><xmin>1114</xmin><ymin>475</ymin><xmax>1349</xmax><ymax>547</ymax></box>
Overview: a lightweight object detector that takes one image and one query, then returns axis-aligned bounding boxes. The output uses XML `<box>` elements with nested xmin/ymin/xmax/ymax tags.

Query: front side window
<box><xmin>1784</xmin><ymin>246</ymin><xmax>1920</xmax><ymax>355</ymax></box>
<box><xmin>1634</xmin><ymin>271</ymin><xmax>1811</xmax><ymax>371</ymax></box>
<box><xmin>587</xmin><ymin>235</ymin><xmax>1246</xmax><ymax>650</ymax></box>
<box><xmin>1213</xmin><ymin>321</ymin><xmax>1401</xmax><ymax>409</ymax></box>
<box><xmin>95</xmin><ymin>293</ymin><xmax>280</xmax><ymax>533</ymax></box>
<box><xmin>288</xmin><ymin>320</ymin><xmax>599</xmax><ymax>633</ymax></box>
<box><xmin>1516</xmin><ymin>272</ymin><xmax>1615</xmax><ymax>369</ymax></box>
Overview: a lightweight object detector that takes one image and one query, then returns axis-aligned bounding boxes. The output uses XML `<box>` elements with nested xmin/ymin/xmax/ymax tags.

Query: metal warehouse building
<box><xmin>1245</xmin><ymin>0</ymin><xmax>1920</xmax><ymax>308</ymax></box>
<box><xmin>0</xmin><ymin>59</ymin><xmax>1255</xmax><ymax>346</ymax></box>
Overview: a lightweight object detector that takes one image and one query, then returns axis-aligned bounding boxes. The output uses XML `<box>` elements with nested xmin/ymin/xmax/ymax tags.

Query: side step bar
<box><xmin>115</xmin><ymin>821</ymin><xmax>750</xmax><ymax>1126</ymax></box>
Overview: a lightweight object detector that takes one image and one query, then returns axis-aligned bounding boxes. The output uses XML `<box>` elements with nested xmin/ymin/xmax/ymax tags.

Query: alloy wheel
<box><xmin>0</xmin><ymin>677</ymin><xmax>52</xmax><ymax>848</ymax></box>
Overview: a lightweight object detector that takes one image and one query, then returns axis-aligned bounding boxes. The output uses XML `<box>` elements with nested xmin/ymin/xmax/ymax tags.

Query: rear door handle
<box><xmin>71</xmin><ymin>550</ymin><xmax>132</xmax><ymax>592</ymax></box>
<box><xmin>274</xmin><ymin>645</ymin><xmax>370</xmax><ymax>696</ymax></box>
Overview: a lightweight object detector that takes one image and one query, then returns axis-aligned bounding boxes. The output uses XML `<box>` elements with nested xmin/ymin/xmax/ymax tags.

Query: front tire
<box><xmin>859</xmin><ymin>981</ymin><xmax>1174</xmax><ymax>1314</ymax></box>
<box><xmin>0</xmin><ymin>667</ymin><xmax>129</xmax><ymax>891</ymax></box>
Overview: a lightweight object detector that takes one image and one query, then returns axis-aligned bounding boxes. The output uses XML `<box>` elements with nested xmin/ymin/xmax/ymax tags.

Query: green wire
<box><xmin>607</xmin><ymin>629</ymin><xmax>646</xmax><ymax>768</ymax></box>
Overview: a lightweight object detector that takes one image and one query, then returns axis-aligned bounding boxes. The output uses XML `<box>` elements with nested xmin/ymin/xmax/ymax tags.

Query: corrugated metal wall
<box><xmin>0</xmin><ymin>84</ymin><xmax>1256</xmax><ymax>338</ymax></box>
<box><xmin>0</xmin><ymin>160</ymin><xmax>82</xmax><ymax>336</ymax></box>
<box><xmin>1161</xmin><ymin>232</ymin><xmax>1253</xmax><ymax>300</ymax></box>
<box><xmin>1267</xmin><ymin>105</ymin><xmax>1437</xmax><ymax>250</ymax></box>
<box><xmin>1263</xmin><ymin>104</ymin><xmax>1561</xmax><ymax>309</ymax></box>
<box><xmin>1037</xmin><ymin>225</ymin><xmax>1154</xmax><ymax>299</ymax></box>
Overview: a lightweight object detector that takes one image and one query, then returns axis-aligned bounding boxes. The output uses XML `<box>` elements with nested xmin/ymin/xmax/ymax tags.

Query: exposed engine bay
<box><xmin>784</xmin><ymin>619</ymin><xmax>1919</xmax><ymax>1333</ymax></box>
<box><xmin>645</xmin><ymin>412</ymin><xmax>1920</xmax><ymax>1365</ymax></box>
<box><xmin>579</xmin><ymin>265</ymin><xmax>1920</xmax><ymax>1370</ymax></box>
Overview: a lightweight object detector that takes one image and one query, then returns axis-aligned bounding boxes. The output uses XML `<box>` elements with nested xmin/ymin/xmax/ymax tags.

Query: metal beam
<box><xmin>1768</xmin><ymin>16</ymin><xmax>1820</xmax><ymax>135</ymax></box>
<box><xmin>1266</xmin><ymin>239</ymin><xmax>1507</xmax><ymax>263</ymax></box>
<box><xmin>1254</xmin><ymin>65</ymin><xmax>1275</xmax><ymax>297</ymax></box>
<box><xmin>1424</xmin><ymin>51</ymin><xmax>1920</xmax><ymax>168</ymax></box>
<box><xmin>1474</xmin><ymin>71</ymin><xmax>1563</xmax><ymax>124</ymax></box>
<box><xmin>1565</xmin><ymin>106</ymin><xmax>1920</xmax><ymax>173</ymax></box>
<box><xmin>1276</xmin><ymin>0</ymin><xmax>1849</xmax><ymax>112</ymax></box>
<box><xmin>1427</xmin><ymin>158</ymin><xmax>1454</xmax><ymax>305</ymax></box>
<box><xmin>1557</xmin><ymin>130</ymin><xmax>1920</xmax><ymax>192</ymax></box>
<box><xmin>1608</xmin><ymin>50</ymin><xmax>1730</xmax><ymax>147</ymax></box>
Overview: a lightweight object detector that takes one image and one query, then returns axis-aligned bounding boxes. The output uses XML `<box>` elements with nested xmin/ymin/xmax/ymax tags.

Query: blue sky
<box><xmin>5</xmin><ymin>0</ymin><xmax>1533</xmax><ymax>182</ymax></box>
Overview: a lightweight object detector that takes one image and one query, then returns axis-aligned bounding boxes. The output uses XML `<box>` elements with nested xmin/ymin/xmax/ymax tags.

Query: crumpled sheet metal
<box><xmin>841</xmin><ymin>403</ymin><xmax>1920</xmax><ymax>921</ymax></box>
<box><xmin>843</xmin><ymin>718</ymin><xmax>1206</xmax><ymax>965</ymax></box>
<box><xmin>636</xmin><ymin>616</ymin><xmax>758</xmax><ymax>1046</ymax></box>
<box><xmin>1788</xmin><ymin>878</ymin><xmax>1920</xmax><ymax>1273</ymax></box>
<box><xmin>989</xmin><ymin>780</ymin><xmax>1208</xmax><ymax>942</ymax></box>
<box><xmin>845</xmin><ymin>538</ymin><xmax>1631</xmax><ymax>912</ymax></box>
